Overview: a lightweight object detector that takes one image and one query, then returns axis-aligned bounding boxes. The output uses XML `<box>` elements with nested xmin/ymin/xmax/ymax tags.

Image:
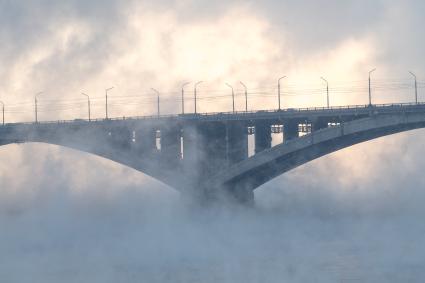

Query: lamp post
<box><xmin>105</xmin><ymin>87</ymin><xmax>114</xmax><ymax>119</ymax></box>
<box><xmin>409</xmin><ymin>71</ymin><xmax>418</xmax><ymax>104</ymax></box>
<box><xmin>151</xmin><ymin>88</ymin><xmax>160</xmax><ymax>117</ymax></box>
<box><xmin>320</xmin><ymin>77</ymin><xmax>329</xmax><ymax>108</ymax></box>
<box><xmin>226</xmin><ymin>83</ymin><xmax>235</xmax><ymax>113</ymax></box>
<box><xmin>369</xmin><ymin>68</ymin><xmax>376</xmax><ymax>106</ymax></box>
<box><xmin>35</xmin><ymin>91</ymin><xmax>44</xmax><ymax>123</ymax></box>
<box><xmin>240</xmin><ymin>81</ymin><xmax>248</xmax><ymax>112</ymax></box>
<box><xmin>278</xmin><ymin>76</ymin><xmax>286</xmax><ymax>111</ymax></box>
<box><xmin>0</xmin><ymin>101</ymin><xmax>4</xmax><ymax>126</ymax></box>
<box><xmin>81</xmin><ymin>93</ymin><xmax>91</xmax><ymax>121</ymax></box>
<box><xmin>194</xmin><ymin>81</ymin><xmax>203</xmax><ymax>114</ymax></box>
<box><xmin>181</xmin><ymin>82</ymin><xmax>190</xmax><ymax>115</ymax></box>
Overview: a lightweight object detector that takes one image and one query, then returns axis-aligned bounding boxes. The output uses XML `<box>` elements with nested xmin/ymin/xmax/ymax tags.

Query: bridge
<box><xmin>2</xmin><ymin>102</ymin><xmax>425</xmax><ymax>203</ymax></box>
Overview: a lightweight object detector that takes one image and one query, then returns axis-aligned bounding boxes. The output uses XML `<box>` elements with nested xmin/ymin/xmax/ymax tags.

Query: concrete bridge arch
<box><xmin>208</xmin><ymin>112</ymin><xmax>425</xmax><ymax>203</ymax></box>
<box><xmin>0</xmin><ymin>121</ymin><xmax>186</xmax><ymax>191</ymax></box>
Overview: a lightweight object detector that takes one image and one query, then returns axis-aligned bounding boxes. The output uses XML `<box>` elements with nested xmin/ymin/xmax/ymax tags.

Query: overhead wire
<box><xmin>1</xmin><ymin>78</ymin><xmax>424</xmax><ymax>117</ymax></box>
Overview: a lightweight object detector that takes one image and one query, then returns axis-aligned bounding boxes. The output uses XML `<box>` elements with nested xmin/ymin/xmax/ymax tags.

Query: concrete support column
<box><xmin>183</xmin><ymin>122</ymin><xmax>228</xmax><ymax>187</ymax></box>
<box><xmin>312</xmin><ymin>118</ymin><xmax>328</xmax><ymax>132</ymax></box>
<box><xmin>160</xmin><ymin>126</ymin><xmax>182</xmax><ymax>168</ymax></box>
<box><xmin>227</xmin><ymin>122</ymin><xmax>248</xmax><ymax>165</ymax></box>
<box><xmin>283</xmin><ymin>120</ymin><xmax>299</xmax><ymax>142</ymax></box>
<box><xmin>182</xmin><ymin>123</ymin><xmax>203</xmax><ymax>187</ymax></box>
<box><xmin>255</xmin><ymin>121</ymin><xmax>272</xmax><ymax>154</ymax></box>
<box><xmin>200</xmin><ymin>122</ymin><xmax>227</xmax><ymax>175</ymax></box>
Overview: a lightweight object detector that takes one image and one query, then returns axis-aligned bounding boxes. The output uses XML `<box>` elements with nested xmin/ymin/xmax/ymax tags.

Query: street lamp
<box><xmin>194</xmin><ymin>81</ymin><xmax>203</xmax><ymax>114</ymax></box>
<box><xmin>320</xmin><ymin>77</ymin><xmax>330</xmax><ymax>108</ymax></box>
<box><xmin>0</xmin><ymin>101</ymin><xmax>4</xmax><ymax>126</ymax></box>
<box><xmin>240</xmin><ymin>81</ymin><xmax>248</xmax><ymax>112</ymax></box>
<box><xmin>151</xmin><ymin>88</ymin><xmax>160</xmax><ymax>117</ymax></box>
<box><xmin>181</xmin><ymin>82</ymin><xmax>190</xmax><ymax>115</ymax></box>
<box><xmin>278</xmin><ymin>76</ymin><xmax>286</xmax><ymax>110</ymax></box>
<box><xmin>81</xmin><ymin>93</ymin><xmax>91</xmax><ymax>121</ymax></box>
<box><xmin>35</xmin><ymin>91</ymin><xmax>44</xmax><ymax>123</ymax></box>
<box><xmin>105</xmin><ymin>87</ymin><xmax>114</xmax><ymax>119</ymax></box>
<box><xmin>368</xmin><ymin>68</ymin><xmax>376</xmax><ymax>106</ymax></box>
<box><xmin>409</xmin><ymin>71</ymin><xmax>418</xmax><ymax>104</ymax></box>
<box><xmin>226</xmin><ymin>83</ymin><xmax>235</xmax><ymax>113</ymax></box>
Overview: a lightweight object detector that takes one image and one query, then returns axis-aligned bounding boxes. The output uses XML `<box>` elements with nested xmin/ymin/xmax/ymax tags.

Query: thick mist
<box><xmin>2</xmin><ymin>131</ymin><xmax>425</xmax><ymax>282</ymax></box>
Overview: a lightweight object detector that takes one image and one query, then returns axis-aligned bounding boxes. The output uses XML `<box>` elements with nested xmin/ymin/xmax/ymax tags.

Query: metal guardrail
<box><xmin>3</xmin><ymin>102</ymin><xmax>425</xmax><ymax>127</ymax></box>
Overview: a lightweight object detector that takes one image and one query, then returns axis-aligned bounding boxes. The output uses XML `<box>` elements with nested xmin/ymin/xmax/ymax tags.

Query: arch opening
<box><xmin>0</xmin><ymin>141</ymin><xmax>178</xmax><ymax>193</ymax></box>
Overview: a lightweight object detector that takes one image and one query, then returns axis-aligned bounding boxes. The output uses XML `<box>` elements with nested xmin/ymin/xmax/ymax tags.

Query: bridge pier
<box><xmin>227</xmin><ymin>122</ymin><xmax>248</xmax><ymax>165</ymax></box>
<box><xmin>182</xmin><ymin>122</ymin><xmax>228</xmax><ymax>198</ymax></box>
<box><xmin>312</xmin><ymin>118</ymin><xmax>329</xmax><ymax>132</ymax></box>
<box><xmin>283</xmin><ymin>120</ymin><xmax>299</xmax><ymax>142</ymax></box>
<box><xmin>226</xmin><ymin>183</ymin><xmax>255</xmax><ymax>204</ymax></box>
<box><xmin>255</xmin><ymin>121</ymin><xmax>272</xmax><ymax>153</ymax></box>
<box><xmin>199</xmin><ymin>122</ymin><xmax>227</xmax><ymax>175</ymax></box>
<box><xmin>182</xmin><ymin>121</ymin><xmax>252</xmax><ymax>203</ymax></box>
<box><xmin>182</xmin><ymin>123</ymin><xmax>201</xmax><ymax>173</ymax></box>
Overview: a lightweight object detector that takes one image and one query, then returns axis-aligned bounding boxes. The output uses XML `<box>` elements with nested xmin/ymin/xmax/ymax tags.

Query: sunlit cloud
<box><xmin>0</xmin><ymin>4</ymin><xmax>380</xmax><ymax>121</ymax></box>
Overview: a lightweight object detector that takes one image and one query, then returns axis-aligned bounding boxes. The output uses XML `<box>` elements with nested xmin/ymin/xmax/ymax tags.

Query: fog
<box><xmin>1</xmin><ymin>128</ymin><xmax>425</xmax><ymax>282</ymax></box>
<box><xmin>2</xmin><ymin>0</ymin><xmax>425</xmax><ymax>282</ymax></box>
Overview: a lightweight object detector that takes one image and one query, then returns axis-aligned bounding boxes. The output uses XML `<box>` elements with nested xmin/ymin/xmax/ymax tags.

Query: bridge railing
<box><xmin>3</xmin><ymin>102</ymin><xmax>425</xmax><ymax>127</ymax></box>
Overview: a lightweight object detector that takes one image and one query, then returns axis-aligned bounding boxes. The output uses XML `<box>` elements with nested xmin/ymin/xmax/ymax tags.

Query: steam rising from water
<box><xmin>2</xmin><ymin>135</ymin><xmax>425</xmax><ymax>282</ymax></box>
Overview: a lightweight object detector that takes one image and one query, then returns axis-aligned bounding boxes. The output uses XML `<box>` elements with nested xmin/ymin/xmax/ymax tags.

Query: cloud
<box><xmin>0</xmin><ymin>0</ymin><xmax>388</xmax><ymax>120</ymax></box>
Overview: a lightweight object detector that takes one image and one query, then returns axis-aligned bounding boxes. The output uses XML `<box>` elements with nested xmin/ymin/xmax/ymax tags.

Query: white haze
<box><xmin>2</xmin><ymin>0</ymin><xmax>425</xmax><ymax>282</ymax></box>
<box><xmin>2</xmin><ymin>130</ymin><xmax>425</xmax><ymax>282</ymax></box>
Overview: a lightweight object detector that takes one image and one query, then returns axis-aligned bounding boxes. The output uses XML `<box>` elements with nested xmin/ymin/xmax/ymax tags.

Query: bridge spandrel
<box><xmin>227</xmin><ymin>122</ymin><xmax>248</xmax><ymax>165</ymax></box>
<box><xmin>254</xmin><ymin>120</ymin><xmax>272</xmax><ymax>154</ymax></box>
<box><xmin>182</xmin><ymin>123</ymin><xmax>203</xmax><ymax>188</ymax></box>
<box><xmin>160</xmin><ymin>125</ymin><xmax>182</xmax><ymax>169</ymax></box>
<box><xmin>182</xmin><ymin>122</ymin><xmax>227</xmax><ymax>185</ymax></box>
<box><xmin>134</xmin><ymin>127</ymin><xmax>158</xmax><ymax>157</ymax></box>
<box><xmin>106</xmin><ymin>126</ymin><xmax>132</xmax><ymax>150</ymax></box>
<box><xmin>312</xmin><ymin>117</ymin><xmax>330</xmax><ymax>132</ymax></box>
<box><xmin>282</xmin><ymin>120</ymin><xmax>299</xmax><ymax>142</ymax></box>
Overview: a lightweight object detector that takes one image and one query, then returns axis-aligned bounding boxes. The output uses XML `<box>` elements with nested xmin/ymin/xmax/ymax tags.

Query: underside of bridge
<box><xmin>1</xmin><ymin>107</ymin><xmax>425</xmax><ymax>204</ymax></box>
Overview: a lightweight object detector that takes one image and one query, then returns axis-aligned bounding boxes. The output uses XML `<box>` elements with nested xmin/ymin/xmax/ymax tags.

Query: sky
<box><xmin>1</xmin><ymin>0</ymin><xmax>425</xmax><ymax>282</ymax></box>
<box><xmin>0</xmin><ymin>0</ymin><xmax>424</xmax><ymax>121</ymax></box>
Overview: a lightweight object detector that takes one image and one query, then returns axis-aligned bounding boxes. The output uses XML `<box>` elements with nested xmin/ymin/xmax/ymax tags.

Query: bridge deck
<box><xmin>2</xmin><ymin>102</ymin><xmax>425</xmax><ymax>127</ymax></box>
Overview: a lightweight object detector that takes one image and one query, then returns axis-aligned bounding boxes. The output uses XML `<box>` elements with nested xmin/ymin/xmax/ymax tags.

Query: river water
<box><xmin>1</xmin><ymin>142</ymin><xmax>425</xmax><ymax>282</ymax></box>
<box><xmin>1</xmin><ymin>181</ymin><xmax>425</xmax><ymax>283</ymax></box>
